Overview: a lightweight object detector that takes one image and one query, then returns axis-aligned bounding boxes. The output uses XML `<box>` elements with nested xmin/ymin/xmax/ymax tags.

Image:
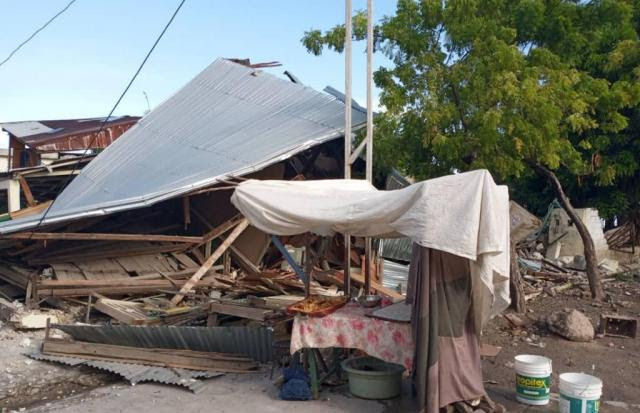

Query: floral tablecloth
<box><xmin>290</xmin><ymin>303</ymin><xmax>414</xmax><ymax>372</ymax></box>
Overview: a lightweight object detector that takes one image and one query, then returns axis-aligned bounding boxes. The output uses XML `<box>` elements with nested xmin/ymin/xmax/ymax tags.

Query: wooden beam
<box><xmin>37</xmin><ymin>278</ymin><xmax>224</xmax><ymax>298</ymax></box>
<box><xmin>209</xmin><ymin>301</ymin><xmax>274</xmax><ymax>321</ymax></box>
<box><xmin>42</xmin><ymin>339</ymin><xmax>257</xmax><ymax>372</ymax></box>
<box><xmin>8</xmin><ymin>200</ymin><xmax>52</xmax><ymax>220</ymax></box>
<box><xmin>200</xmin><ymin>215</ymin><xmax>244</xmax><ymax>245</ymax></box>
<box><xmin>171</xmin><ymin>218</ymin><xmax>249</xmax><ymax>306</ymax></box>
<box><xmin>182</xmin><ymin>196</ymin><xmax>191</xmax><ymax>229</ymax></box>
<box><xmin>2</xmin><ymin>232</ymin><xmax>203</xmax><ymax>243</ymax></box>
<box><xmin>17</xmin><ymin>176</ymin><xmax>36</xmax><ymax>207</ymax></box>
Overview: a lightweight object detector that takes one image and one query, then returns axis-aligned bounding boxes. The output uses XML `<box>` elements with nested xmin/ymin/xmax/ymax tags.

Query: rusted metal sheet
<box><xmin>34</xmin><ymin>122</ymin><xmax>138</xmax><ymax>152</ymax></box>
<box><xmin>0</xmin><ymin>117</ymin><xmax>140</xmax><ymax>152</ymax></box>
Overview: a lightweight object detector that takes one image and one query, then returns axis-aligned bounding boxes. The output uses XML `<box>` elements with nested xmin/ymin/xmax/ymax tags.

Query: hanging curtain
<box><xmin>407</xmin><ymin>245</ymin><xmax>486</xmax><ymax>412</ymax></box>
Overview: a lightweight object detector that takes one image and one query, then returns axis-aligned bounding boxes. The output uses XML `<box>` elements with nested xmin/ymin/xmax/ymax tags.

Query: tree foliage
<box><xmin>302</xmin><ymin>0</ymin><xmax>640</xmax><ymax>219</ymax></box>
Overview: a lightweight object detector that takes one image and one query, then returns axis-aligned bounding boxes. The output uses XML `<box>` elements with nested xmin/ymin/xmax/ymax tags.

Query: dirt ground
<box><xmin>0</xmin><ymin>274</ymin><xmax>638</xmax><ymax>413</ymax></box>
<box><xmin>481</xmin><ymin>275</ymin><xmax>640</xmax><ymax>408</ymax></box>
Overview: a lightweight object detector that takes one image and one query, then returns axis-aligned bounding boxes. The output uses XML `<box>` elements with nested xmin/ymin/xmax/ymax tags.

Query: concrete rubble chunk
<box><xmin>547</xmin><ymin>309</ymin><xmax>595</xmax><ymax>342</ymax></box>
<box><xmin>598</xmin><ymin>258</ymin><xmax>619</xmax><ymax>275</ymax></box>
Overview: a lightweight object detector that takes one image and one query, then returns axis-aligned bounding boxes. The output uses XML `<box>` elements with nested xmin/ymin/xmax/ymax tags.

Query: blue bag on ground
<box><xmin>279</xmin><ymin>367</ymin><xmax>311</xmax><ymax>401</ymax></box>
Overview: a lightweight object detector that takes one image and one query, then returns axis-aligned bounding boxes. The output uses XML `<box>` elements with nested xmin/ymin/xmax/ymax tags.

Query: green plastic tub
<box><xmin>341</xmin><ymin>356</ymin><xmax>405</xmax><ymax>399</ymax></box>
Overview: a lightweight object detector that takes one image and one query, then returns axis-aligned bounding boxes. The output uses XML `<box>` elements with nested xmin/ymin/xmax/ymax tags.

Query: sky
<box><xmin>0</xmin><ymin>0</ymin><xmax>396</xmax><ymax>134</ymax></box>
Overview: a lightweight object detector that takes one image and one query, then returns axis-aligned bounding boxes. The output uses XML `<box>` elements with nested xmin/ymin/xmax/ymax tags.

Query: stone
<box><xmin>572</xmin><ymin>255</ymin><xmax>586</xmax><ymax>270</ymax></box>
<box><xmin>557</xmin><ymin>256</ymin><xmax>574</xmax><ymax>266</ymax></box>
<box><xmin>547</xmin><ymin>309</ymin><xmax>595</xmax><ymax>342</ymax></box>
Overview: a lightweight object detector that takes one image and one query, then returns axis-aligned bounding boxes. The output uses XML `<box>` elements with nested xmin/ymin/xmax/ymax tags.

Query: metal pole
<box><xmin>343</xmin><ymin>0</ymin><xmax>352</xmax><ymax>297</ymax></box>
<box><xmin>363</xmin><ymin>0</ymin><xmax>374</xmax><ymax>295</ymax></box>
<box><xmin>344</xmin><ymin>0</ymin><xmax>352</xmax><ymax>180</ymax></box>
<box><xmin>366</xmin><ymin>0</ymin><xmax>373</xmax><ymax>183</ymax></box>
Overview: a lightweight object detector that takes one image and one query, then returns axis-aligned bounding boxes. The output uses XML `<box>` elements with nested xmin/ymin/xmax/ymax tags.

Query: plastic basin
<box><xmin>341</xmin><ymin>356</ymin><xmax>405</xmax><ymax>399</ymax></box>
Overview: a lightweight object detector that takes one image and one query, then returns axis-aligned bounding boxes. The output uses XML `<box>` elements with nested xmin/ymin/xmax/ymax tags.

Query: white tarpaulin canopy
<box><xmin>231</xmin><ymin>169</ymin><xmax>511</xmax><ymax>328</ymax></box>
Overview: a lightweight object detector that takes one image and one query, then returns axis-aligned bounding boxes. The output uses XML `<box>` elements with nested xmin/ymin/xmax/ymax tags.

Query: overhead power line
<box><xmin>30</xmin><ymin>0</ymin><xmax>187</xmax><ymax>235</ymax></box>
<box><xmin>0</xmin><ymin>0</ymin><xmax>77</xmax><ymax>68</ymax></box>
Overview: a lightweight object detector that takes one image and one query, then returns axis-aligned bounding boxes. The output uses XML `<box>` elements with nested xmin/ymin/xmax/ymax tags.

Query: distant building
<box><xmin>0</xmin><ymin>116</ymin><xmax>139</xmax><ymax>170</ymax></box>
<box><xmin>0</xmin><ymin>116</ymin><xmax>139</xmax><ymax>214</ymax></box>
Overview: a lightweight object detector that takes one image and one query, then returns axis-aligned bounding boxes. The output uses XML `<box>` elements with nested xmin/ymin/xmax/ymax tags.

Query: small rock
<box><xmin>547</xmin><ymin>309</ymin><xmax>595</xmax><ymax>342</ymax></box>
<box><xmin>19</xmin><ymin>338</ymin><xmax>31</xmax><ymax>348</ymax></box>
<box><xmin>572</xmin><ymin>255</ymin><xmax>586</xmax><ymax>270</ymax></box>
<box><xmin>608</xmin><ymin>342</ymin><xmax>614</xmax><ymax>348</ymax></box>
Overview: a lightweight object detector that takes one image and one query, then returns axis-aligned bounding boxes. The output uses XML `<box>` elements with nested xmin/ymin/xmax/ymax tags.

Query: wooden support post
<box><xmin>343</xmin><ymin>234</ymin><xmax>351</xmax><ymax>296</ymax></box>
<box><xmin>85</xmin><ymin>295</ymin><xmax>92</xmax><ymax>324</ymax></box>
<box><xmin>170</xmin><ymin>218</ymin><xmax>249</xmax><ymax>307</ymax></box>
<box><xmin>17</xmin><ymin>176</ymin><xmax>36</xmax><ymax>207</ymax></box>
<box><xmin>204</xmin><ymin>240</ymin><xmax>212</xmax><ymax>259</ymax></box>
<box><xmin>223</xmin><ymin>250</ymin><xmax>231</xmax><ymax>275</ymax></box>
<box><xmin>364</xmin><ymin>237</ymin><xmax>371</xmax><ymax>295</ymax></box>
<box><xmin>304</xmin><ymin>234</ymin><xmax>312</xmax><ymax>297</ymax></box>
<box><xmin>182</xmin><ymin>196</ymin><xmax>191</xmax><ymax>229</ymax></box>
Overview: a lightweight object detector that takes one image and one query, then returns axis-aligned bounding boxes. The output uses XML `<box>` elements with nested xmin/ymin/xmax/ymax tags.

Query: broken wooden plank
<box><xmin>200</xmin><ymin>215</ymin><xmax>245</xmax><ymax>245</ymax></box>
<box><xmin>315</xmin><ymin>269</ymin><xmax>404</xmax><ymax>301</ymax></box>
<box><xmin>17</xmin><ymin>176</ymin><xmax>36</xmax><ymax>207</ymax></box>
<box><xmin>171</xmin><ymin>219</ymin><xmax>250</xmax><ymax>307</ymax></box>
<box><xmin>2</xmin><ymin>232</ymin><xmax>203</xmax><ymax>243</ymax></box>
<box><xmin>37</xmin><ymin>278</ymin><xmax>224</xmax><ymax>298</ymax></box>
<box><xmin>209</xmin><ymin>301</ymin><xmax>275</xmax><ymax>321</ymax></box>
<box><xmin>42</xmin><ymin>339</ymin><xmax>257</xmax><ymax>372</ymax></box>
<box><xmin>8</xmin><ymin>200</ymin><xmax>53</xmax><ymax>221</ymax></box>
<box><xmin>93</xmin><ymin>298</ymin><xmax>157</xmax><ymax>325</ymax></box>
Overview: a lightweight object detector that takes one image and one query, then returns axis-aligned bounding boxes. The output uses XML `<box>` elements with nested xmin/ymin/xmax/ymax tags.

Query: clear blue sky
<box><xmin>0</xmin><ymin>0</ymin><xmax>395</xmax><ymax>126</ymax></box>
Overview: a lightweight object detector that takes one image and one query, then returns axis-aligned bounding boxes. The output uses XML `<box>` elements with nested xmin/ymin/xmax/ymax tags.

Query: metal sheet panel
<box><xmin>382</xmin><ymin>258</ymin><xmax>409</xmax><ymax>295</ymax></box>
<box><xmin>0</xmin><ymin>59</ymin><xmax>366</xmax><ymax>233</ymax></box>
<box><xmin>0</xmin><ymin>121</ymin><xmax>53</xmax><ymax>138</ymax></box>
<box><xmin>28</xmin><ymin>352</ymin><xmax>223</xmax><ymax>392</ymax></box>
<box><xmin>55</xmin><ymin>324</ymin><xmax>274</xmax><ymax>363</ymax></box>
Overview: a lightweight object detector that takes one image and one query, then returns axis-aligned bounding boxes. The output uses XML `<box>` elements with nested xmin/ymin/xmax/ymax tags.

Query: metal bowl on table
<box><xmin>357</xmin><ymin>294</ymin><xmax>382</xmax><ymax>308</ymax></box>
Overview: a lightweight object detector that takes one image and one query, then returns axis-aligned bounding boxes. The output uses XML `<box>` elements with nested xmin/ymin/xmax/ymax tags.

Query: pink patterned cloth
<box><xmin>290</xmin><ymin>303</ymin><xmax>414</xmax><ymax>372</ymax></box>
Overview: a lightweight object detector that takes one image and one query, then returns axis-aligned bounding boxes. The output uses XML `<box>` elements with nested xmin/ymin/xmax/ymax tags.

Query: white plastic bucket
<box><xmin>514</xmin><ymin>354</ymin><xmax>552</xmax><ymax>405</ymax></box>
<box><xmin>559</xmin><ymin>372</ymin><xmax>602</xmax><ymax>413</ymax></box>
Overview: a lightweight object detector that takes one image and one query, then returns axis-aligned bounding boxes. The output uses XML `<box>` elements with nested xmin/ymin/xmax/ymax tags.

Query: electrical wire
<box><xmin>29</xmin><ymin>0</ymin><xmax>187</xmax><ymax>237</ymax></box>
<box><xmin>0</xmin><ymin>0</ymin><xmax>77</xmax><ymax>68</ymax></box>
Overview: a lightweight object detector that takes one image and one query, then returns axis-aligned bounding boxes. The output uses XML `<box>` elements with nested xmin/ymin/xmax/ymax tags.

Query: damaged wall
<box><xmin>546</xmin><ymin>208</ymin><xmax>609</xmax><ymax>261</ymax></box>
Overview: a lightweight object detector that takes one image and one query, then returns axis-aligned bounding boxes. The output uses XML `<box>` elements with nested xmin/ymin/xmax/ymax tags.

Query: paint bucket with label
<box><xmin>514</xmin><ymin>354</ymin><xmax>552</xmax><ymax>405</ymax></box>
<box><xmin>559</xmin><ymin>372</ymin><xmax>602</xmax><ymax>413</ymax></box>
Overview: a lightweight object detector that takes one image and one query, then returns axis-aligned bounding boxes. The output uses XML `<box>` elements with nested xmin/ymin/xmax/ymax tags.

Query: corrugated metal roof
<box><xmin>382</xmin><ymin>258</ymin><xmax>409</xmax><ymax>295</ymax></box>
<box><xmin>29</xmin><ymin>352</ymin><xmax>223</xmax><ymax>392</ymax></box>
<box><xmin>56</xmin><ymin>324</ymin><xmax>274</xmax><ymax>363</ymax></box>
<box><xmin>381</xmin><ymin>169</ymin><xmax>413</xmax><ymax>262</ymax></box>
<box><xmin>0</xmin><ymin>58</ymin><xmax>366</xmax><ymax>234</ymax></box>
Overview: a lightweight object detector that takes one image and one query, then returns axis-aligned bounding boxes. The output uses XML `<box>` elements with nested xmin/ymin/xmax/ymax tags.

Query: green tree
<box><xmin>302</xmin><ymin>0</ymin><xmax>640</xmax><ymax>300</ymax></box>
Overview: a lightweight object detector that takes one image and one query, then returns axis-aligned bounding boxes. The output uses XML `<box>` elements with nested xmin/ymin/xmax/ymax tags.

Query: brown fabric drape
<box><xmin>407</xmin><ymin>245</ymin><xmax>486</xmax><ymax>412</ymax></box>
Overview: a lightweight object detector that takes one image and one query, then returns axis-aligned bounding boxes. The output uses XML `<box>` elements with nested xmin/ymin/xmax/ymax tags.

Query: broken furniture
<box><xmin>599</xmin><ymin>314</ymin><xmax>638</xmax><ymax>338</ymax></box>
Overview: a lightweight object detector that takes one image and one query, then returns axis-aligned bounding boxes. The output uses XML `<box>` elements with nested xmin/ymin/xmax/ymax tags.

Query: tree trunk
<box><xmin>509</xmin><ymin>242</ymin><xmax>526</xmax><ymax>313</ymax></box>
<box><xmin>532</xmin><ymin>163</ymin><xmax>603</xmax><ymax>300</ymax></box>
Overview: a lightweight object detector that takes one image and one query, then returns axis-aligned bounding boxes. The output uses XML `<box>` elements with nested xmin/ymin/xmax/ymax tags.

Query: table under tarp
<box><xmin>290</xmin><ymin>303</ymin><xmax>414</xmax><ymax>372</ymax></box>
<box><xmin>230</xmin><ymin>169</ymin><xmax>510</xmax><ymax>412</ymax></box>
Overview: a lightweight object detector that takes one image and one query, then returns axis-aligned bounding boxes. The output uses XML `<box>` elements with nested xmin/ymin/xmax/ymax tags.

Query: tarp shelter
<box><xmin>0</xmin><ymin>58</ymin><xmax>366</xmax><ymax>234</ymax></box>
<box><xmin>231</xmin><ymin>169</ymin><xmax>510</xmax><ymax>412</ymax></box>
